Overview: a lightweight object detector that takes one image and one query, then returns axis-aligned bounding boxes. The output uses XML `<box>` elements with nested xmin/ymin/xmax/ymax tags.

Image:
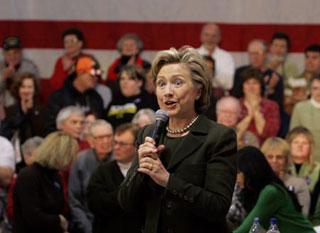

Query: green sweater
<box><xmin>234</xmin><ymin>184</ymin><xmax>315</xmax><ymax>233</ymax></box>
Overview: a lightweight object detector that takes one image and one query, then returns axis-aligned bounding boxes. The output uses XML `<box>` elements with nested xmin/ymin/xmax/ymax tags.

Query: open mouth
<box><xmin>164</xmin><ymin>100</ymin><xmax>177</xmax><ymax>108</ymax></box>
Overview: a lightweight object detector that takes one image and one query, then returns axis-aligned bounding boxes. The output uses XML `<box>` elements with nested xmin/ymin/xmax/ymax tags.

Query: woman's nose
<box><xmin>163</xmin><ymin>84</ymin><xmax>173</xmax><ymax>95</ymax></box>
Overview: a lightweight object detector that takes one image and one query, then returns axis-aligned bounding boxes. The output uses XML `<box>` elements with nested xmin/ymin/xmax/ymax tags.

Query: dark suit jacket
<box><xmin>118</xmin><ymin>115</ymin><xmax>237</xmax><ymax>233</ymax></box>
<box><xmin>87</xmin><ymin>160</ymin><xmax>143</xmax><ymax>233</ymax></box>
<box><xmin>13</xmin><ymin>163</ymin><xmax>65</xmax><ymax>233</ymax></box>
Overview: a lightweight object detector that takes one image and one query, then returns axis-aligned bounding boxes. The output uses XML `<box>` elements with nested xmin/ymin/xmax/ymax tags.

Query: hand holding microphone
<box><xmin>138</xmin><ymin>110</ymin><xmax>170</xmax><ymax>187</ymax></box>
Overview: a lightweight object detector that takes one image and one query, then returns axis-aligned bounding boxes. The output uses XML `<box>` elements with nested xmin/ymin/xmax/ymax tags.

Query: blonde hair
<box><xmin>261</xmin><ymin>137</ymin><xmax>291</xmax><ymax>165</ymax></box>
<box><xmin>286</xmin><ymin>126</ymin><xmax>315</xmax><ymax>164</ymax></box>
<box><xmin>33</xmin><ymin>131</ymin><xmax>78</xmax><ymax>170</ymax></box>
<box><xmin>151</xmin><ymin>46</ymin><xmax>211</xmax><ymax>113</ymax></box>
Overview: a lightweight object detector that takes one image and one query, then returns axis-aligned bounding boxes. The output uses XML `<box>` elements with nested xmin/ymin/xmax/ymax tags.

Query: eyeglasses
<box><xmin>93</xmin><ymin>134</ymin><xmax>113</xmax><ymax>140</ymax></box>
<box><xmin>113</xmin><ymin>140</ymin><xmax>134</xmax><ymax>147</ymax></box>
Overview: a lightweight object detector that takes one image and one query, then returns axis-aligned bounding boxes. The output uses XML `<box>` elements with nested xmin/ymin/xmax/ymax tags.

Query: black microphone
<box><xmin>150</xmin><ymin>109</ymin><xmax>169</xmax><ymax>146</ymax></box>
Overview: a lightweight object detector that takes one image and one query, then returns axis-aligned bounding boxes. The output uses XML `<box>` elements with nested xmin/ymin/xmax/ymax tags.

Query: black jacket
<box><xmin>13</xmin><ymin>163</ymin><xmax>65</xmax><ymax>233</ymax></box>
<box><xmin>118</xmin><ymin>115</ymin><xmax>237</xmax><ymax>233</ymax></box>
<box><xmin>44</xmin><ymin>73</ymin><xmax>104</xmax><ymax>135</ymax></box>
<box><xmin>0</xmin><ymin>102</ymin><xmax>45</xmax><ymax>143</ymax></box>
<box><xmin>105</xmin><ymin>88</ymin><xmax>158</xmax><ymax>129</ymax></box>
<box><xmin>87</xmin><ymin>160</ymin><xmax>143</xmax><ymax>233</ymax></box>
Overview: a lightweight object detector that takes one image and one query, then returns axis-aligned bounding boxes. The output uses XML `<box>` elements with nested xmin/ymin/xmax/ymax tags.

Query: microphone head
<box><xmin>155</xmin><ymin>109</ymin><xmax>169</xmax><ymax>123</ymax></box>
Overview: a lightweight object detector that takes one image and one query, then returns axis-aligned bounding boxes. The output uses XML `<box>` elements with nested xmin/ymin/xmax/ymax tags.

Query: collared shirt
<box><xmin>197</xmin><ymin>45</ymin><xmax>235</xmax><ymax>90</ymax></box>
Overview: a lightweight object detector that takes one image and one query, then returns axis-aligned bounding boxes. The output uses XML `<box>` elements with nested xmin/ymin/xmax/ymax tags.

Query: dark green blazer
<box><xmin>118</xmin><ymin>115</ymin><xmax>237</xmax><ymax>233</ymax></box>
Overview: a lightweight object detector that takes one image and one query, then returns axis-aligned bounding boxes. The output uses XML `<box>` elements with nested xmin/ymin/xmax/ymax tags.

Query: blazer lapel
<box><xmin>167</xmin><ymin>115</ymin><xmax>209</xmax><ymax>171</ymax></box>
<box><xmin>167</xmin><ymin>133</ymin><xmax>203</xmax><ymax>170</ymax></box>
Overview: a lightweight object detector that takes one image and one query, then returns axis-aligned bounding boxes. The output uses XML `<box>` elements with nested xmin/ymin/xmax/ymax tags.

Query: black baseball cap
<box><xmin>2</xmin><ymin>36</ymin><xmax>21</xmax><ymax>50</ymax></box>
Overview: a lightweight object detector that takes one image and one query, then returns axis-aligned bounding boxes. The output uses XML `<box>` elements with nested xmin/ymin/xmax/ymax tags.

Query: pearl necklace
<box><xmin>166</xmin><ymin>115</ymin><xmax>199</xmax><ymax>134</ymax></box>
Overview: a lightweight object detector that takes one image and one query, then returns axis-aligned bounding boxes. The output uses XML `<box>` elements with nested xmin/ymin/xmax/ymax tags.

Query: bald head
<box><xmin>216</xmin><ymin>96</ymin><xmax>240</xmax><ymax>127</ymax></box>
<box><xmin>200</xmin><ymin>23</ymin><xmax>221</xmax><ymax>51</ymax></box>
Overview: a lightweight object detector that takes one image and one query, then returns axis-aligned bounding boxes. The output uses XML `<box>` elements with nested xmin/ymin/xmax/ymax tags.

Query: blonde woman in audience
<box><xmin>13</xmin><ymin>131</ymin><xmax>78</xmax><ymax>233</ymax></box>
<box><xmin>290</xmin><ymin>75</ymin><xmax>320</xmax><ymax>162</ymax></box>
<box><xmin>261</xmin><ymin>137</ymin><xmax>310</xmax><ymax>215</ymax></box>
<box><xmin>286</xmin><ymin>127</ymin><xmax>320</xmax><ymax>194</ymax></box>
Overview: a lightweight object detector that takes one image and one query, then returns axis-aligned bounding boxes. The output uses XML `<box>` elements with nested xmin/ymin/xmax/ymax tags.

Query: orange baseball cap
<box><xmin>76</xmin><ymin>56</ymin><xmax>102</xmax><ymax>77</ymax></box>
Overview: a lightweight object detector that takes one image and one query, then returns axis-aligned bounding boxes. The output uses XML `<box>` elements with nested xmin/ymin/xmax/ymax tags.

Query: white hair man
<box><xmin>56</xmin><ymin>105</ymin><xmax>85</xmax><ymax>140</ymax></box>
<box><xmin>69</xmin><ymin>120</ymin><xmax>113</xmax><ymax>233</ymax></box>
<box><xmin>216</xmin><ymin>96</ymin><xmax>259</xmax><ymax>148</ymax></box>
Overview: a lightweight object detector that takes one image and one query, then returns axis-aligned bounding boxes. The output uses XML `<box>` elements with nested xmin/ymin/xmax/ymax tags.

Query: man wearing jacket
<box><xmin>44</xmin><ymin>56</ymin><xmax>104</xmax><ymax>135</ymax></box>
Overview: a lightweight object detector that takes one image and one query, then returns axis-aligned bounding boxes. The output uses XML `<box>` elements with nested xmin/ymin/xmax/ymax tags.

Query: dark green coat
<box><xmin>118</xmin><ymin>115</ymin><xmax>237</xmax><ymax>233</ymax></box>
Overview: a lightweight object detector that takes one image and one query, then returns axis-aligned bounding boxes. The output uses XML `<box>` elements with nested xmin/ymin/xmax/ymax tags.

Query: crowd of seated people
<box><xmin>0</xmin><ymin>22</ymin><xmax>320</xmax><ymax>233</ymax></box>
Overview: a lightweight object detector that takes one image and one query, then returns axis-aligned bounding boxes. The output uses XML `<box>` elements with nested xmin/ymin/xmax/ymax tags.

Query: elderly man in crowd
<box><xmin>69</xmin><ymin>120</ymin><xmax>113</xmax><ymax>233</ymax></box>
<box><xmin>216</xmin><ymin>96</ymin><xmax>259</xmax><ymax>148</ymax></box>
<box><xmin>56</xmin><ymin>106</ymin><xmax>85</xmax><ymax>140</ymax></box>
<box><xmin>87</xmin><ymin>123</ymin><xmax>142</xmax><ymax>233</ymax></box>
<box><xmin>197</xmin><ymin>23</ymin><xmax>235</xmax><ymax>93</ymax></box>
<box><xmin>0</xmin><ymin>36</ymin><xmax>40</xmax><ymax>108</ymax></box>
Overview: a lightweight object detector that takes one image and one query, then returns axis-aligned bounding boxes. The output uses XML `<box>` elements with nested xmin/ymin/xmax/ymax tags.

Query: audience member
<box><xmin>236</xmin><ymin>68</ymin><xmax>280</xmax><ymax>145</ymax></box>
<box><xmin>0</xmin><ymin>36</ymin><xmax>40</xmax><ymax>107</ymax></box>
<box><xmin>232</xmin><ymin>39</ymin><xmax>284</xmax><ymax>112</ymax></box>
<box><xmin>234</xmin><ymin>146</ymin><xmax>314</xmax><ymax>233</ymax></box>
<box><xmin>0</xmin><ymin>136</ymin><xmax>15</xmax><ymax>188</ymax></box>
<box><xmin>268</xmin><ymin>32</ymin><xmax>300</xmax><ymax>90</ymax></box>
<box><xmin>6</xmin><ymin>136</ymin><xmax>43</xmax><ymax>224</ymax></box>
<box><xmin>56</xmin><ymin>106</ymin><xmax>85</xmax><ymax>140</ymax></box>
<box><xmin>0</xmin><ymin>73</ymin><xmax>44</xmax><ymax>171</ymax></box>
<box><xmin>105</xmin><ymin>65</ymin><xmax>158</xmax><ymax>128</ymax></box>
<box><xmin>13</xmin><ymin>131</ymin><xmax>78</xmax><ymax>233</ymax></box>
<box><xmin>87</xmin><ymin>123</ymin><xmax>142</xmax><ymax>233</ymax></box>
<box><xmin>107</xmin><ymin>33</ymin><xmax>150</xmax><ymax>84</ymax></box>
<box><xmin>197</xmin><ymin>23</ymin><xmax>235</xmax><ymax>92</ymax></box>
<box><xmin>261</xmin><ymin>137</ymin><xmax>310</xmax><ymax>215</ymax></box>
<box><xmin>49</xmin><ymin>28</ymin><xmax>87</xmax><ymax>93</ymax></box>
<box><xmin>286</xmin><ymin>127</ymin><xmax>320</xmax><ymax>193</ymax></box>
<box><xmin>298</xmin><ymin>44</ymin><xmax>320</xmax><ymax>87</ymax></box>
<box><xmin>131</xmin><ymin>108</ymin><xmax>156</xmax><ymax>128</ymax></box>
<box><xmin>144</xmin><ymin>67</ymin><xmax>155</xmax><ymax>95</ymax></box>
<box><xmin>69</xmin><ymin>120</ymin><xmax>113</xmax><ymax>233</ymax></box>
<box><xmin>290</xmin><ymin>75</ymin><xmax>320</xmax><ymax>162</ymax></box>
<box><xmin>216</xmin><ymin>96</ymin><xmax>259</xmax><ymax>148</ymax></box>
<box><xmin>284</xmin><ymin>77</ymin><xmax>309</xmax><ymax>115</ymax></box>
<box><xmin>0</xmin><ymin>136</ymin><xmax>15</xmax><ymax>232</ymax></box>
<box><xmin>45</xmin><ymin>56</ymin><xmax>104</xmax><ymax>134</ymax></box>
<box><xmin>81</xmin><ymin>111</ymin><xmax>98</xmax><ymax>145</ymax></box>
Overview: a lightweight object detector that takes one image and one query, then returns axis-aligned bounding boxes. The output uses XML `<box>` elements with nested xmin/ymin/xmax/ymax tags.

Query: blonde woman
<box><xmin>13</xmin><ymin>132</ymin><xmax>78</xmax><ymax>233</ymax></box>
<box><xmin>286</xmin><ymin>126</ymin><xmax>320</xmax><ymax>193</ymax></box>
<box><xmin>261</xmin><ymin>137</ymin><xmax>310</xmax><ymax>215</ymax></box>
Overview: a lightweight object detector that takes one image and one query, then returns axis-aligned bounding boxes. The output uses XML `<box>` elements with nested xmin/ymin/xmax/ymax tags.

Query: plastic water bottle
<box><xmin>249</xmin><ymin>217</ymin><xmax>264</xmax><ymax>233</ymax></box>
<box><xmin>266</xmin><ymin>218</ymin><xmax>280</xmax><ymax>233</ymax></box>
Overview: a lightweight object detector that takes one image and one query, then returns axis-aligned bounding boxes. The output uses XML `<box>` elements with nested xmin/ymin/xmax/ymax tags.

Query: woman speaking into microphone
<box><xmin>118</xmin><ymin>46</ymin><xmax>237</xmax><ymax>233</ymax></box>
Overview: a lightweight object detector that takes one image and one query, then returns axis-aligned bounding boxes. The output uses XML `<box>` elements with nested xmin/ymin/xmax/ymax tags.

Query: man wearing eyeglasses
<box><xmin>87</xmin><ymin>123</ymin><xmax>143</xmax><ymax>233</ymax></box>
<box><xmin>69</xmin><ymin>119</ymin><xmax>113</xmax><ymax>233</ymax></box>
<box><xmin>45</xmin><ymin>56</ymin><xmax>104</xmax><ymax>135</ymax></box>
